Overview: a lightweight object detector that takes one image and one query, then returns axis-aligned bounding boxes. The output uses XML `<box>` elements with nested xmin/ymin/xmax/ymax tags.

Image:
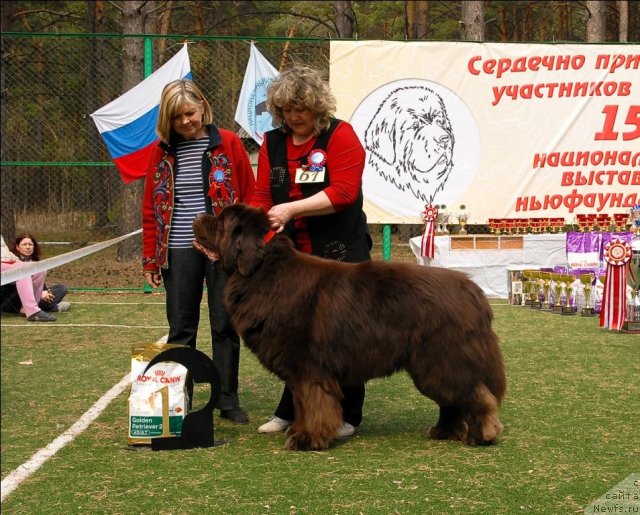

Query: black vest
<box><xmin>265</xmin><ymin>119</ymin><xmax>371</xmax><ymax>263</ymax></box>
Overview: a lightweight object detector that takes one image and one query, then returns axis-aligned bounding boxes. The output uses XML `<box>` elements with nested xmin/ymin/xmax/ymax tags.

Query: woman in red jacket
<box><xmin>250</xmin><ymin>65</ymin><xmax>371</xmax><ymax>438</ymax></box>
<box><xmin>142</xmin><ymin>79</ymin><xmax>255</xmax><ymax>424</ymax></box>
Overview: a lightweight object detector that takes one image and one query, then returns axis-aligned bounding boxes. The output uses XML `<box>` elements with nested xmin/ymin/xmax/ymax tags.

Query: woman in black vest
<box><xmin>250</xmin><ymin>65</ymin><xmax>371</xmax><ymax>438</ymax></box>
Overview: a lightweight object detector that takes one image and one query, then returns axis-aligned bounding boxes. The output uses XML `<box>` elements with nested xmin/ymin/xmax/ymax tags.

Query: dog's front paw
<box><xmin>285</xmin><ymin>432</ymin><xmax>312</xmax><ymax>451</ymax></box>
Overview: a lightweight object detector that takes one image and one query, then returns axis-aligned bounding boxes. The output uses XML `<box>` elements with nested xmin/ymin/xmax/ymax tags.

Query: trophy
<box><xmin>596</xmin><ymin>214</ymin><xmax>611</xmax><ymax>232</ymax></box>
<box><xmin>457</xmin><ymin>206</ymin><xmax>470</xmax><ymax>235</ymax></box>
<box><xmin>522</xmin><ymin>270</ymin><xmax>536</xmax><ymax>306</ymax></box>
<box><xmin>622</xmin><ymin>205</ymin><xmax>640</xmax><ymax>333</ymax></box>
<box><xmin>576</xmin><ymin>214</ymin><xmax>589</xmax><ymax>232</ymax></box>
<box><xmin>551</xmin><ymin>273</ymin><xmax>564</xmax><ymax>313</ymax></box>
<box><xmin>529</xmin><ymin>271</ymin><xmax>542</xmax><ymax>309</ymax></box>
<box><xmin>579</xmin><ymin>273</ymin><xmax>597</xmax><ymax>317</ymax></box>
<box><xmin>437</xmin><ymin>206</ymin><xmax>450</xmax><ymax>235</ymax></box>
<box><xmin>550</xmin><ymin>218</ymin><xmax>565</xmax><ymax>233</ymax></box>
<box><xmin>613</xmin><ymin>213</ymin><xmax>629</xmax><ymax>232</ymax></box>
<box><xmin>560</xmin><ymin>274</ymin><xmax>576</xmax><ymax>315</ymax></box>
<box><xmin>539</xmin><ymin>271</ymin><xmax>552</xmax><ymax>310</ymax></box>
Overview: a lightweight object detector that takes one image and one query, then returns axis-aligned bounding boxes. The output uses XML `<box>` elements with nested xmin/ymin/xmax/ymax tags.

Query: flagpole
<box><xmin>143</xmin><ymin>36</ymin><xmax>153</xmax><ymax>294</ymax></box>
<box><xmin>144</xmin><ymin>37</ymin><xmax>153</xmax><ymax>78</ymax></box>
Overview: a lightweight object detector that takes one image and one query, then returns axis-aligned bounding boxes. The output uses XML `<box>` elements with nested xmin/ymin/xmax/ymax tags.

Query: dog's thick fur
<box><xmin>193</xmin><ymin>204</ymin><xmax>506</xmax><ymax>451</ymax></box>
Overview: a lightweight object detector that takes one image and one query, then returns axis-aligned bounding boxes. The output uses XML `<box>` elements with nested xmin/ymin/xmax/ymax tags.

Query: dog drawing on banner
<box><xmin>364</xmin><ymin>85</ymin><xmax>455</xmax><ymax>204</ymax></box>
<box><xmin>193</xmin><ymin>204</ymin><xmax>506</xmax><ymax>452</ymax></box>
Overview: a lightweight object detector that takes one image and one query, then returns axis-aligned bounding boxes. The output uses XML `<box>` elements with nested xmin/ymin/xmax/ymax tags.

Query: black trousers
<box><xmin>0</xmin><ymin>283</ymin><xmax>67</xmax><ymax>314</ymax></box>
<box><xmin>274</xmin><ymin>383</ymin><xmax>365</xmax><ymax>427</ymax></box>
<box><xmin>161</xmin><ymin>247</ymin><xmax>241</xmax><ymax>411</ymax></box>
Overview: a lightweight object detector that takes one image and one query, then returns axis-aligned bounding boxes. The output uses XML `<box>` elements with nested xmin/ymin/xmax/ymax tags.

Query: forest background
<box><xmin>1</xmin><ymin>1</ymin><xmax>638</xmax><ymax>265</ymax></box>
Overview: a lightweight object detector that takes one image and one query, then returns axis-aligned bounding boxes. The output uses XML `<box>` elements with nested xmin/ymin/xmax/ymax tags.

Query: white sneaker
<box><xmin>258</xmin><ymin>416</ymin><xmax>291</xmax><ymax>434</ymax></box>
<box><xmin>336</xmin><ymin>422</ymin><xmax>357</xmax><ymax>439</ymax></box>
<box><xmin>51</xmin><ymin>301</ymin><xmax>71</xmax><ymax>312</ymax></box>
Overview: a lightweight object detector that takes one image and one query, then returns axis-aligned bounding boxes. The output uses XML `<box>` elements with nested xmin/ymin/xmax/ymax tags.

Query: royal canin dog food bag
<box><xmin>127</xmin><ymin>343</ymin><xmax>190</xmax><ymax>445</ymax></box>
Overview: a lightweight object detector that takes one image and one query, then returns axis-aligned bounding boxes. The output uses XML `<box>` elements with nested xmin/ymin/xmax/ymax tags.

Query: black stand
<box><xmin>142</xmin><ymin>347</ymin><xmax>222</xmax><ymax>450</ymax></box>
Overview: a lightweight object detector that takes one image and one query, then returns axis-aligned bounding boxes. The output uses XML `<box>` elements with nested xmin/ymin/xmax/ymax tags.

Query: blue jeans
<box><xmin>161</xmin><ymin>247</ymin><xmax>241</xmax><ymax>411</ymax></box>
<box><xmin>0</xmin><ymin>282</ymin><xmax>67</xmax><ymax>314</ymax></box>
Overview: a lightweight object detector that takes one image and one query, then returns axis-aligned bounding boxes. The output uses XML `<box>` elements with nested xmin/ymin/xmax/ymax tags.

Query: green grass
<box><xmin>1</xmin><ymin>293</ymin><xmax>638</xmax><ymax>514</ymax></box>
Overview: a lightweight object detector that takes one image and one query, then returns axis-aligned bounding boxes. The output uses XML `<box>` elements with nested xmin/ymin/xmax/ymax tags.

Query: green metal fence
<box><xmin>0</xmin><ymin>32</ymin><xmax>450</xmax><ymax>255</ymax></box>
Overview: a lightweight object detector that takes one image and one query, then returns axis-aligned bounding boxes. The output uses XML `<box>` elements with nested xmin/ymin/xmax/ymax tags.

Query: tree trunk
<box><xmin>406</xmin><ymin>0</ymin><xmax>416</xmax><ymax>39</ymax></box>
<box><xmin>1</xmin><ymin>2</ymin><xmax>16</xmax><ymax>242</ymax></box>
<box><xmin>280</xmin><ymin>23</ymin><xmax>299</xmax><ymax>71</ymax></box>
<box><xmin>333</xmin><ymin>0</ymin><xmax>354</xmax><ymax>38</ymax></box>
<box><xmin>498</xmin><ymin>5</ymin><xmax>508</xmax><ymax>41</ymax></box>
<box><xmin>118</xmin><ymin>1</ymin><xmax>147</xmax><ymax>261</ymax></box>
<box><xmin>415</xmin><ymin>0</ymin><xmax>429</xmax><ymax>39</ymax></box>
<box><xmin>193</xmin><ymin>1</ymin><xmax>204</xmax><ymax>35</ymax></box>
<box><xmin>157</xmin><ymin>1</ymin><xmax>174</xmax><ymax>57</ymax></box>
<box><xmin>586</xmin><ymin>0</ymin><xmax>606</xmax><ymax>42</ymax></box>
<box><xmin>461</xmin><ymin>0</ymin><xmax>485</xmax><ymax>41</ymax></box>
<box><xmin>87</xmin><ymin>0</ymin><xmax>112</xmax><ymax>229</ymax></box>
<box><xmin>618</xmin><ymin>0</ymin><xmax>628</xmax><ymax>42</ymax></box>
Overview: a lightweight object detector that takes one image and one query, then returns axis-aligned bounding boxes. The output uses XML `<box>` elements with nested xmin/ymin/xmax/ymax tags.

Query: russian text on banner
<box><xmin>90</xmin><ymin>44</ymin><xmax>191</xmax><ymax>183</ymax></box>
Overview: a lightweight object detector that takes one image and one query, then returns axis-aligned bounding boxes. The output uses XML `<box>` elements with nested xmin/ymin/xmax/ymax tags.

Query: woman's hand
<box><xmin>267</xmin><ymin>204</ymin><xmax>294</xmax><ymax>232</ymax></box>
<box><xmin>40</xmin><ymin>289</ymin><xmax>54</xmax><ymax>304</ymax></box>
<box><xmin>144</xmin><ymin>272</ymin><xmax>162</xmax><ymax>288</ymax></box>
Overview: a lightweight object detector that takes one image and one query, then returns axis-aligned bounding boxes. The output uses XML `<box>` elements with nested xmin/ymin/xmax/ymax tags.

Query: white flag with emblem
<box><xmin>234</xmin><ymin>42</ymin><xmax>279</xmax><ymax>145</ymax></box>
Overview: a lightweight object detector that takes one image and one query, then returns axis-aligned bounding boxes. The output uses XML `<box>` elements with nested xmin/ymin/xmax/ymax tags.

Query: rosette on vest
<box><xmin>420</xmin><ymin>205</ymin><xmax>438</xmax><ymax>258</ymax></box>
<box><xmin>599</xmin><ymin>238</ymin><xmax>632</xmax><ymax>331</ymax></box>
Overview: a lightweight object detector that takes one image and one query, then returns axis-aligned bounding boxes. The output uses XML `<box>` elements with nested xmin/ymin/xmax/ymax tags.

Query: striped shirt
<box><xmin>168</xmin><ymin>137</ymin><xmax>209</xmax><ymax>248</ymax></box>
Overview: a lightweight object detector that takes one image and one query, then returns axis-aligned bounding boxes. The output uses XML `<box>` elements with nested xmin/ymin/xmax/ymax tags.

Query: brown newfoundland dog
<box><xmin>193</xmin><ymin>203</ymin><xmax>505</xmax><ymax>451</ymax></box>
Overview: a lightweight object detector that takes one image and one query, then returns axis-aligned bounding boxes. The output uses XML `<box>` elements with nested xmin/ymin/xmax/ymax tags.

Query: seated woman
<box><xmin>0</xmin><ymin>233</ymin><xmax>70</xmax><ymax>322</ymax></box>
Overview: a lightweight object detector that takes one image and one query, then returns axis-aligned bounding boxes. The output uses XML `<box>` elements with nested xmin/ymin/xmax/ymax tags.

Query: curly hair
<box><xmin>267</xmin><ymin>65</ymin><xmax>336</xmax><ymax>135</ymax></box>
<box><xmin>156</xmin><ymin>79</ymin><xmax>213</xmax><ymax>143</ymax></box>
<box><xmin>12</xmin><ymin>233</ymin><xmax>42</xmax><ymax>261</ymax></box>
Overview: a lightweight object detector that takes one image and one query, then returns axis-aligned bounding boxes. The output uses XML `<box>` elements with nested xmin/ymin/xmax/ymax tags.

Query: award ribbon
<box><xmin>420</xmin><ymin>205</ymin><xmax>438</xmax><ymax>259</ymax></box>
<box><xmin>207</xmin><ymin>152</ymin><xmax>237</xmax><ymax>215</ymax></box>
<box><xmin>599</xmin><ymin>238</ymin><xmax>631</xmax><ymax>331</ymax></box>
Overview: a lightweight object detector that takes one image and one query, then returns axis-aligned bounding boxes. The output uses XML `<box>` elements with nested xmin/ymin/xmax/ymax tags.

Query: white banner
<box><xmin>234</xmin><ymin>43</ymin><xmax>279</xmax><ymax>145</ymax></box>
<box><xmin>330</xmin><ymin>41</ymin><xmax>639</xmax><ymax>224</ymax></box>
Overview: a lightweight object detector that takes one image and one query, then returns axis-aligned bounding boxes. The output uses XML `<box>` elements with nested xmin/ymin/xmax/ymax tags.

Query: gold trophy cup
<box><xmin>529</xmin><ymin>270</ymin><xmax>542</xmax><ymax>309</ymax></box>
<box><xmin>551</xmin><ymin>273</ymin><xmax>564</xmax><ymax>313</ymax></box>
<box><xmin>539</xmin><ymin>271</ymin><xmax>552</xmax><ymax>310</ymax></box>
<box><xmin>522</xmin><ymin>270</ymin><xmax>535</xmax><ymax>306</ymax></box>
<box><xmin>560</xmin><ymin>274</ymin><xmax>576</xmax><ymax>315</ymax></box>
<box><xmin>579</xmin><ymin>273</ymin><xmax>596</xmax><ymax>317</ymax></box>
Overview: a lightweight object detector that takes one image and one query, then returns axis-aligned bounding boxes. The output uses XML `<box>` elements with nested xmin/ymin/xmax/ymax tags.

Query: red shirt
<box><xmin>250</xmin><ymin>120</ymin><xmax>365</xmax><ymax>253</ymax></box>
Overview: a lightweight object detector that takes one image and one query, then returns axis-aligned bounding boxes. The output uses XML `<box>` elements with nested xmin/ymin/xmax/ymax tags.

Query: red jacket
<box><xmin>142</xmin><ymin>126</ymin><xmax>255</xmax><ymax>273</ymax></box>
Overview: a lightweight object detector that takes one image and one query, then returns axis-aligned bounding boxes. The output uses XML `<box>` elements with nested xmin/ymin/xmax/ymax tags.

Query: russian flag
<box><xmin>91</xmin><ymin>44</ymin><xmax>191</xmax><ymax>183</ymax></box>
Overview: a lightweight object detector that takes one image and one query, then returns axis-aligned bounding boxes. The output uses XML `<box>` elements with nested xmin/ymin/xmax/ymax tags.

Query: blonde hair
<box><xmin>267</xmin><ymin>65</ymin><xmax>336</xmax><ymax>135</ymax></box>
<box><xmin>156</xmin><ymin>79</ymin><xmax>213</xmax><ymax>142</ymax></box>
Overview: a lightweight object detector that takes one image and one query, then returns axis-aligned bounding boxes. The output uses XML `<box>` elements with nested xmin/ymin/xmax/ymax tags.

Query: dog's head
<box><xmin>192</xmin><ymin>203</ymin><xmax>272</xmax><ymax>276</ymax></box>
<box><xmin>364</xmin><ymin>86</ymin><xmax>454</xmax><ymax>203</ymax></box>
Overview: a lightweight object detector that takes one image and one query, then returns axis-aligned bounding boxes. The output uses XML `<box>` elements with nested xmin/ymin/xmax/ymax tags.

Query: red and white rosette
<box><xmin>420</xmin><ymin>205</ymin><xmax>438</xmax><ymax>258</ymax></box>
<box><xmin>599</xmin><ymin>238</ymin><xmax>632</xmax><ymax>331</ymax></box>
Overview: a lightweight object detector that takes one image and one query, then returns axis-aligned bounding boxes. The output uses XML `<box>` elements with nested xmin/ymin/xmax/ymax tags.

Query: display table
<box><xmin>409</xmin><ymin>234</ymin><xmax>568</xmax><ymax>298</ymax></box>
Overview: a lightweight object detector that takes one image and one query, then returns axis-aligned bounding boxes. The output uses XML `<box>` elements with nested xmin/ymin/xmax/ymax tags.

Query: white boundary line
<box><xmin>0</xmin><ymin>375</ymin><xmax>130</xmax><ymax>502</ymax></box>
<box><xmin>0</xmin><ymin>334</ymin><xmax>168</xmax><ymax>502</ymax></box>
<box><xmin>1</xmin><ymin>324</ymin><xmax>168</xmax><ymax>329</ymax></box>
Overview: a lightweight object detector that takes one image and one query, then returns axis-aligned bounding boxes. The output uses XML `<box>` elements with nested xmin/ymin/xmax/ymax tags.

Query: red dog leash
<box><xmin>263</xmin><ymin>230</ymin><xmax>277</xmax><ymax>245</ymax></box>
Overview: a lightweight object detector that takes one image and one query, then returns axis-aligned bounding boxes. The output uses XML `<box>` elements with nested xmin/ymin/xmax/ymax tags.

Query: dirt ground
<box><xmin>45</xmin><ymin>246</ymin><xmax>144</xmax><ymax>290</ymax></box>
